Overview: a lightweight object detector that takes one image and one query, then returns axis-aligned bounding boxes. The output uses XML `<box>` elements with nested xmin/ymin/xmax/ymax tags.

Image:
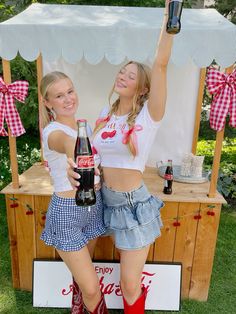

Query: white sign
<box><xmin>33</xmin><ymin>260</ymin><xmax>181</xmax><ymax>311</ymax></box>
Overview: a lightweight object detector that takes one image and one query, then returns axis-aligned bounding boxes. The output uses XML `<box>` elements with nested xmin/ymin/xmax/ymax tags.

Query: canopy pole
<box><xmin>191</xmin><ymin>68</ymin><xmax>207</xmax><ymax>155</ymax></box>
<box><xmin>2</xmin><ymin>59</ymin><xmax>19</xmax><ymax>189</ymax></box>
<box><xmin>36</xmin><ymin>54</ymin><xmax>44</xmax><ymax>163</ymax></box>
<box><xmin>208</xmin><ymin>65</ymin><xmax>234</xmax><ymax>198</ymax></box>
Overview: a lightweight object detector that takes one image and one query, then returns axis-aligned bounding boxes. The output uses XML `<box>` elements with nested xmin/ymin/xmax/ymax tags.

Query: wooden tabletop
<box><xmin>1</xmin><ymin>163</ymin><xmax>226</xmax><ymax>204</ymax></box>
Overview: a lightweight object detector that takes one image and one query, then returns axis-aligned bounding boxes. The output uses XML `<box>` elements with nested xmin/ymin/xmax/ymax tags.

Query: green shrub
<box><xmin>0</xmin><ymin>133</ymin><xmax>40</xmax><ymax>191</ymax></box>
<box><xmin>197</xmin><ymin>138</ymin><xmax>236</xmax><ymax>206</ymax></box>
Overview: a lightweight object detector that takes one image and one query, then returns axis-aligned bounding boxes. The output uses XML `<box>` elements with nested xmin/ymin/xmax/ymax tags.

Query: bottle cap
<box><xmin>77</xmin><ymin>119</ymin><xmax>87</xmax><ymax>123</ymax></box>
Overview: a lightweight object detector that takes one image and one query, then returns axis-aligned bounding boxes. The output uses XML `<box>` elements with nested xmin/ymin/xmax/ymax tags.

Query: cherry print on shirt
<box><xmin>101</xmin><ymin>130</ymin><xmax>117</xmax><ymax>139</ymax></box>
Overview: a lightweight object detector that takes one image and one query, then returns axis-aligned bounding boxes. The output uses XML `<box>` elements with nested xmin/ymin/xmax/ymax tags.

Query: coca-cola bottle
<box><xmin>163</xmin><ymin>159</ymin><xmax>173</xmax><ymax>195</ymax></box>
<box><xmin>74</xmin><ymin>119</ymin><xmax>96</xmax><ymax>206</ymax></box>
<box><xmin>166</xmin><ymin>0</ymin><xmax>183</xmax><ymax>35</ymax></box>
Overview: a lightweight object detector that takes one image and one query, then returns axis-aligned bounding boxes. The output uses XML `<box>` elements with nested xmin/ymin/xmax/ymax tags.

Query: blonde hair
<box><xmin>94</xmin><ymin>61</ymin><xmax>151</xmax><ymax>156</ymax></box>
<box><xmin>40</xmin><ymin>71</ymin><xmax>71</xmax><ymax>128</ymax></box>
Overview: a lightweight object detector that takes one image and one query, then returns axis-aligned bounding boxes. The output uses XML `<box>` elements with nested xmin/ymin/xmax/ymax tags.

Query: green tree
<box><xmin>0</xmin><ymin>0</ymin><xmax>16</xmax><ymax>22</ymax></box>
<box><xmin>206</xmin><ymin>0</ymin><xmax>236</xmax><ymax>24</ymax></box>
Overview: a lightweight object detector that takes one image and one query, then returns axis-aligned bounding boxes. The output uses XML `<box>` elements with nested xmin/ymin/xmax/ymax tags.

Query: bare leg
<box><xmin>119</xmin><ymin>245</ymin><xmax>150</xmax><ymax>304</ymax></box>
<box><xmin>87</xmin><ymin>238</ymin><xmax>98</xmax><ymax>258</ymax></box>
<box><xmin>57</xmin><ymin>246</ymin><xmax>101</xmax><ymax>312</ymax></box>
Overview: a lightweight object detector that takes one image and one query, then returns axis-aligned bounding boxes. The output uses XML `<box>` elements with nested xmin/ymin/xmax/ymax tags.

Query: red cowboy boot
<box><xmin>122</xmin><ymin>286</ymin><xmax>147</xmax><ymax>314</ymax></box>
<box><xmin>84</xmin><ymin>293</ymin><xmax>108</xmax><ymax>314</ymax></box>
<box><xmin>71</xmin><ymin>278</ymin><xmax>84</xmax><ymax>314</ymax></box>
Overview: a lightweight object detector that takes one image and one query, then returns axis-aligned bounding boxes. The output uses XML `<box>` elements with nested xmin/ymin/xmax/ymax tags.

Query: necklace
<box><xmin>113</xmin><ymin>112</ymin><xmax>129</xmax><ymax>121</ymax></box>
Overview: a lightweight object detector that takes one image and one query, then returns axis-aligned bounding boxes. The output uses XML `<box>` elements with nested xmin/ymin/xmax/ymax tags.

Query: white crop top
<box><xmin>43</xmin><ymin>121</ymin><xmax>92</xmax><ymax>192</ymax></box>
<box><xmin>93</xmin><ymin>101</ymin><xmax>161</xmax><ymax>173</ymax></box>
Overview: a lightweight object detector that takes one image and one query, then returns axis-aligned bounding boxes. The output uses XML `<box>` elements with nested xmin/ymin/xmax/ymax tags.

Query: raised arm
<box><xmin>48</xmin><ymin>131</ymin><xmax>75</xmax><ymax>159</ymax></box>
<box><xmin>148</xmin><ymin>0</ymin><xmax>174</xmax><ymax>121</ymax></box>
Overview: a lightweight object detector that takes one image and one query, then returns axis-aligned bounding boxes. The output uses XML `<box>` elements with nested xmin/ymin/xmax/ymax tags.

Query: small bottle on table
<box><xmin>163</xmin><ymin>159</ymin><xmax>173</xmax><ymax>195</ymax></box>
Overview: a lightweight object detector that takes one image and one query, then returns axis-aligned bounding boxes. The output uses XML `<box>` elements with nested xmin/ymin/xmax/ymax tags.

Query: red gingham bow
<box><xmin>206</xmin><ymin>67</ymin><xmax>236</xmax><ymax>131</ymax></box>
<box><xmin>0</xmin><ymin>77</ymin><xmax>29</xmax><ymax>137</ymax></box>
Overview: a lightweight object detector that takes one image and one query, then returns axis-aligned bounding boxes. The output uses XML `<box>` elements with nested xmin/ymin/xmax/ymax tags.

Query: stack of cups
<box><xmin>180</xmin><ymin>153</ymin><xmax>193</xmax><ymax>177</ymax></box>
<box><xmin>191</xmin><ymin>156</ymin><xmax>205</xmax><ymax>178</ymax></box>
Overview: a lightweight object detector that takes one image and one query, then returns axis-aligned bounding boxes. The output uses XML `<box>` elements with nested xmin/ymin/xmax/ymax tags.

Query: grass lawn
<box><xmin>1</xmin><ymin>192</ymin><xmax>236</xmax><ymax>313</ymax></box>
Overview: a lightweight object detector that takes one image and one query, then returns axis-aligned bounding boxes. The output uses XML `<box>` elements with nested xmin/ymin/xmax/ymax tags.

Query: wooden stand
<box><xmin>1</xmin><ymin>164</ymin><xmax>225</xmax><ymax>301</ymax></box>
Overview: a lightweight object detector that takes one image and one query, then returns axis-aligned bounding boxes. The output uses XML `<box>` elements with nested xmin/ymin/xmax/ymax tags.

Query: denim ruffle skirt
<box><xmin>102</xmin><ymin>183</ymin><xmax>164</xmax><ymax>250</ymax></box>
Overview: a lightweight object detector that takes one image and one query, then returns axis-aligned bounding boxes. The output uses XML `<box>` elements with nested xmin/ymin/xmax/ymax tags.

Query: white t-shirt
<box><xmin>93</xmin><ymin>101</ymin><xmax>161</xmax><ymax>173</ymax></box>
<box><xmin>43</xmin><ymin>121</ymin><xmax>92</xmax><ymax>192</ymax></box>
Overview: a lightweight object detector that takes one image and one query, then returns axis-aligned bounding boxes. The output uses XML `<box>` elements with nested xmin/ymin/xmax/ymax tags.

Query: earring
<box><xmin>47</xmin><ymin>107</ymin><xmax>56</xmax><ymax>121</ymax></box>
<box><xmin>51</xmin><ymin>108</ymin><xmax>56</xmax><ymax>120</ymax></box>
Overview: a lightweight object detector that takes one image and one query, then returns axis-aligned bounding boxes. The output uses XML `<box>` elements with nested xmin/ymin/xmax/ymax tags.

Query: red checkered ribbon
<box><xmin>0</xmin><ymin>77</ymin><xmax>29</xmax><ymax>136</ymax></box>
<box><xmin>206</xmin><ymin>67</ymin><xmax>236</xmax><ymax>131</ymax></box>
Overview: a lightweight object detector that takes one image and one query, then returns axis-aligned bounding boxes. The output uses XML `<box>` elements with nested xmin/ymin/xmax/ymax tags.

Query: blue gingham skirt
<box><xmin>40</xmin><ymin>191</ymin><xmax>106</xmax><ymax>252</ymax></box>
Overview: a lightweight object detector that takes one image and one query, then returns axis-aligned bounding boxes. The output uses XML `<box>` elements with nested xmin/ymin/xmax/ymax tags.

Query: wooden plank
<box><xmin>113</xmin><ymin>247</ymin><xmax>120</xmax><ymax>261</ymax></box>
<box><xmin>146</xmin><ymin>243</ymin><xmax>154</xmax><ymax>262</ymax></box>
<box><xmin>173</xmin><ymin>202</ymin><xmax>200</xmax><ymax>299</ymax></box>
<box><xmin>153</xmin><ymin>202</ymin><xmax>179</xmax><ymax>262</ymax></box>
<box><xmin>192</xmin><ymin>68</ymin><xmax>207</xmax><ymax>155</ymax></box>
<box><xmin>208</xmin><ymin>65</ymin><xmax>234</xmax><ymax>197</ymax></box>
<box><xmin>2</xmin><ymin>59</ymin><xmax>19</xmax><ymax>189</ymax></box>
<box><xmin>189</xmin><ymin>203</ymin><xmax>221</xmax><ymax>300</ymax></box>
<box><xmin>143</xmin><ymin>167</ymin><xmax>225</xmax><ymax>204</ymax></box>
<box><xmin>1</xmin><ymin>165</ymin><xmax>226</xmax><ymax>204</ymax></box>
<box><xmin>93</xmin><ymin>236</ymin><xmax>114</xmax><ymax>260</ymax></box>
<box><xmin>36</xmin><ymin>54</ymin><xmax>44</xmax><ymax>162</ymax></box>
<box><xmin>55</xmin><ymin>250</ymin><xmax>62</xmax><ymax>260</ymax></box>
<box><xmin>34</xmin><ymin>195</ymin><xmax>55</xmax><ymax>259</ymax></box>
<box><xmin>5</xmin><ymin>194</ymin><xmax>20</xmax><ymax>288</ymax></box>
<box><xmin>14</xmin><ymin>194</ymin><xmax>36</xmax><ymax>290</ymax></box>
<box><xmin>1</xmin><ymin>163</ymin><xmax>53</xmax><ymax>196</ymax></box>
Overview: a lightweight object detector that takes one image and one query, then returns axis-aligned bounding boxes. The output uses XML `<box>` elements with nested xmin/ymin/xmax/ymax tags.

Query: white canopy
<box><xmin>0</xmin><ymin>3</ymin><xmax>235</xmax><ymax>67</ymax></box>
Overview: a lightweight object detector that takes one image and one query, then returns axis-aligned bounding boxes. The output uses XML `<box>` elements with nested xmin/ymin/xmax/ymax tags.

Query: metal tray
<box><xmin>157</xmin><ymin>165</ymin><xmax>209</xmax><ymax>184</ymax></box>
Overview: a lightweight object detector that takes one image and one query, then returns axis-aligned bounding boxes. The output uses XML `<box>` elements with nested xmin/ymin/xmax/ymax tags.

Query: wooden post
<box><xmin>36</xmin><ymin>54</ymin><xmax>44</xmax><ymax>162</ymax></box>
<box><xmin>2</xmin><ymin>59</ymin><xmax>19</xmax><ymax>189</ymax></box>
<box><xmin>208</xmin><ymin>65</ymin><xmax>234</xmax><ymax>197</ymax></box>
<box><xmin>191</xmin><ymin>68</ymin><xmax>207</xmax><ymax>155</ymax></box>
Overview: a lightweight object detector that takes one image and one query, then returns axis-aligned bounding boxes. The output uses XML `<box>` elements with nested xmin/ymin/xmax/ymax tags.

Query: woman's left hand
<box><xmin>67</xmin><ymin>158</ymin><xmax>80</xmax><ymax>189</ymax></box>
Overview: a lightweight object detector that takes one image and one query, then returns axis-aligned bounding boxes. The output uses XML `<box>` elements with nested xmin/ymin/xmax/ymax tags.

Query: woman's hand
<box><xmin>94</xmin><ymin>167</ymin><xmax>102</xmax><ymax>191</ymax></box>
<box><xmin>94</xmin><ymin>182</ymin><xmax>101</xmax><ymax>191</ymax></box>
<box><xmin>67</xmin><ymin>158</ymin><xmax>101</xmax><ymax>191</ymax></box>
<box><xmin>67</xmin><ymin>158</ymin><xmax>80</xmax><ymax>190</ymax></box>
